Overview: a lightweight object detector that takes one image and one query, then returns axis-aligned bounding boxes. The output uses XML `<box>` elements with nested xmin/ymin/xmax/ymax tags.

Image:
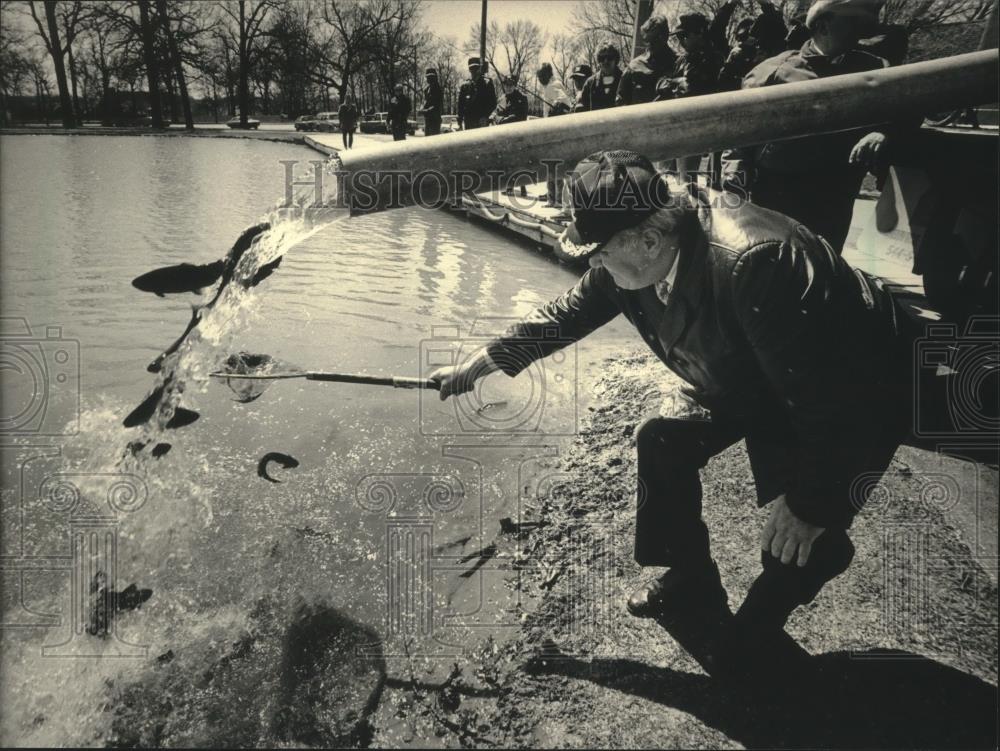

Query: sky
<box><xmin>422</xmin><ymin>0</ymin><xmax>584</xmax><ymax>55</ymax></box>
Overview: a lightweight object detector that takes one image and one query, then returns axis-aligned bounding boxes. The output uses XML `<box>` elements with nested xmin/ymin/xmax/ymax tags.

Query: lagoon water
<box><xmin>0</xmin><ymin>134</ymin><xmax>636</xmax><ymax>745</ymax></box>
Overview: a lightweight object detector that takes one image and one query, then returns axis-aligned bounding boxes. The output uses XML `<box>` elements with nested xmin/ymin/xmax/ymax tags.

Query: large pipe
<box><xmin>337</xmin><ymin>50</ymin><xmax>998</xmax><ymax>215</ymax></box>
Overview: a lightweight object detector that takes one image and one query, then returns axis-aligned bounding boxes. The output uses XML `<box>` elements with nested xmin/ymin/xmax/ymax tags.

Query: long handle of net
<box><xmin>305</xmin><ymin>372</ymin><xmax>439</xmax><ymax>390</ymax></box>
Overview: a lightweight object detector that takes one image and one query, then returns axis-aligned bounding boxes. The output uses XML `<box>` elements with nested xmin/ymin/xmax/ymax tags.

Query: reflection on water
<box><xmin>0</xmin><ymin>135</ymin><xmax>633</xmax><ymax>746</ymax></box>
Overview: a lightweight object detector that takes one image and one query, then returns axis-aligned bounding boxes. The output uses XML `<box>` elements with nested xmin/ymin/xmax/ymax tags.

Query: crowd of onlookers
<box><xmin>337</xmin><ymin>0</ymin><xmax>911</xmax><ymax>254</ymax></box>
<box><xmin>466</xmin><ymin>0</ymin><xmax>906</xmax><ymax>251</ymax></box>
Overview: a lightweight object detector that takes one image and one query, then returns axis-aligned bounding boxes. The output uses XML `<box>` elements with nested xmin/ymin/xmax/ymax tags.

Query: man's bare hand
<box><xmin>849</xmin><ymin>131</ymin><xmax>886</xmax><ymax>169</ymax></box>
<box><xmin>428</xmin><ymin>348</ymin><xmax>500</xmax><ymax>401</ymax></box>
<box><xmin>761</xmin><ymin>494</ymin><xmax>825</xmax><ymax>567</ymax></box>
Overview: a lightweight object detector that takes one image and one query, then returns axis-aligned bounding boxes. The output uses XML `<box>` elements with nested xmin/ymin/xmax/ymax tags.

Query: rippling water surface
<box><xmin>0</xmin><ymin>134</ymin><xmax>634</xmax><ymax>746</ymax></box>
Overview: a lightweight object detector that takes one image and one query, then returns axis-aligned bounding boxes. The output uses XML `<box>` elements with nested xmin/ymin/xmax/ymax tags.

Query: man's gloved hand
<box><xmin>761</xmin><ymin>494</ymin><xmax>825</xmax><ymax>567</ymax></box>
<box><xmin>849</xmin><ymin>131</ymin><xmax>887</xmax><ymax>170</ymax></box>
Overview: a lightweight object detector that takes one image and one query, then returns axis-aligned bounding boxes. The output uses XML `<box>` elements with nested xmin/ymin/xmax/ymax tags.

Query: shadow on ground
<box><xmin>528</xmin><ymin>648</ymin><xmax>998</xmax><ymax>749</ymax></box>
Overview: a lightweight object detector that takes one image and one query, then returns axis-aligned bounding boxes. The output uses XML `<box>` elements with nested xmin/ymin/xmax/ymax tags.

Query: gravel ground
<box><xmin>380</xmin><ymin>349</ymin><xmax>998</xmax><ymax>749</ymax></box>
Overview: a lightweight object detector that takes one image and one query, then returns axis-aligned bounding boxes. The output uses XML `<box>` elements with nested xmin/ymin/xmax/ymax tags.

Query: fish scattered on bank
<box><xmin>258</xmin><ymin>452</ymin><xmax>300</xmax><ymax>483</ymax></box>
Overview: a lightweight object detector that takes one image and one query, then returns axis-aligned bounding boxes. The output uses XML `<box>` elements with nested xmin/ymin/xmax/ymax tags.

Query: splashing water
<box><xmin>2</xmin><ymin>154</ymin><xmax>358</xmax><ymax>747</ymax></box>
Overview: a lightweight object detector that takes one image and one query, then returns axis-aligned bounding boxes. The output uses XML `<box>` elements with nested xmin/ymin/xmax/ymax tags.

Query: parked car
<box><xmin>226</xmin><ymin>116</ymin><xmax>260</xmax><ymax>129</ymax></box>
<box><xmin>439</xmin><ymin>114</ymin><xmax>460</xmax><ymax>133</ymax></box>
<box><xmin>360</xmin><ymin>112</ymin><xmax>417</xmax><ymax>135</ymax></box>
<box><xmin>359</xmin><ymin>112</ymin><xmax>388</xmax><ymax>133</ymax></box>
<box><xmin>313</xmin><ymin>112</ymin><xmax>340</xmax><ymax>132</ymax></box>
<box><xmin>294</xmin><ymin>113</ymin><xmax>318</xmax><ymax>131</ymax></box>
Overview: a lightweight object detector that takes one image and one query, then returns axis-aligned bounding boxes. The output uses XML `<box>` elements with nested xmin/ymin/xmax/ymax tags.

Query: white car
<box><xmin>313</xmin><ymin>112</ymin><xmax>340</xmax><ymax>132</ymax></box>
<box><xmin>439</xmin><ymin>115</ymin><xmax>460</xmax><ymax>132</ymax></box>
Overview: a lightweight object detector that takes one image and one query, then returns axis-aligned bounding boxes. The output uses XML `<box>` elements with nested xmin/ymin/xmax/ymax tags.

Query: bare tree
<box><xmin>570</xmin><ymin>0</ymin><xmax>637</xmax><ymax>58</ymax></box>
<box><xmin>155</xmin><ymin>0</ymin><xmax>193</xmax><ymax>127</ymax></box>
<box><xmin>494</xmin><ymin>19</ymin><xmax>546</xmax><ymax>82</ymax></box>
<box><xmin>882</xmin><ymin>0</ymin><xmax>995</xmax><ymax>30</ymax></box>
<box><xmin>26</xmin><ymin>0</ymin><xmax>89</xmax><ymax>126</ymax></box>
<box><xmin>218</xmin><ymin>0</ymin><xmax>274</xmax><ymax>125</ymax></box>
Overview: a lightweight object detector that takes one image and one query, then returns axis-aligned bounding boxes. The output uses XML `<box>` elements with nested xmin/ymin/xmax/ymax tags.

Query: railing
<box><xmin>336</xmin><ymin>50</ymin><xmax>998</xmax><ymax>216</ymax></box>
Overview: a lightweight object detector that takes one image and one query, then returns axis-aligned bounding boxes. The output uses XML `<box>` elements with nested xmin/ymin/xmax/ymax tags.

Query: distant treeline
<box><xmin>1</xmin><ymin>0</ymin><xmax>993</xmax><ymax>129</ymax></box>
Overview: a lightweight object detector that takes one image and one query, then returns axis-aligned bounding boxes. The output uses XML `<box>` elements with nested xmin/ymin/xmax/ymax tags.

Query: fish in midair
<box><xmin>141</xmin><ymin>222</ymin><xmax>275</xmax><ymax>373</ymax></box>
<box><xmin>131</xmin><ymin>222</ymin><xmax>272</xmax><ymax>297</ymax></box>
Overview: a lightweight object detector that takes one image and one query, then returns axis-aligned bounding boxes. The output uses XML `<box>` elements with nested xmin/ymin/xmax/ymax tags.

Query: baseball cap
<box><xmin>467</xmin><ymin>56</ymin><xmax>481</xmax><ymax>67</ymax></box>
<box><xmin>425</xmin><ymin>67</ymin><xmax>438</xmax><ymax>76</ymax></box>
<box><xmin>571</xmin><ymin>64</ymin><xmax>594</xmax><ymax>80</ymax></box>
<box><xmin>806</xmin><ymin>0</ymin><xmax>882</xmax><ymax>32</ymax></box>
<box><xmin>673</xmin><ymin>13</ymin><xmax>710</xmax><ymax>35</ymax></box>
<box><xmin>560</xmin><ymin>151</ymin><xmax>671</xmax><ymax>259</ymax></box>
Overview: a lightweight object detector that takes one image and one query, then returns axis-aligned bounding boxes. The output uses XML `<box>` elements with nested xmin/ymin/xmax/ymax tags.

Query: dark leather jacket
<box><xmin>723</xmin><ymin>41</ymin><xmax>887</xmax><ymax>184</ymax></box>
<box><xmin>491</xmin><ymin>89</ymin><xmax>529</xmax><ymax>124</ymax></box>
<box><xmin>457</xmin><ymin>76</ymin><xmax>498</xmax><ymax>126</ymax></box>
<box><xmin>576</xmin><ymin>69</ymin><xmax>622</xmax><ymax>111</ymax></box>
<box><xmin>656</xmin><ymin>47</ymin><xmax>724</xmax><ymax>100</ymax></box>
<box><xmin>419</xmin><ymin>80</ymin><xmax>443</xmax><ymax>119</ymax></box>
<box><xmin>387</xmin><ymin>93</ymin><xmax>410</xmax><ymax>129</ymax></box>
<box><xmin>486</xmin><ymin>203</ymin><xmax>908</xmax><ymax>528</ymax></box>
<box><xmin>616</xmin><ymin>49</ymin><xmax>677</xmax><ymax>106</ymax></box>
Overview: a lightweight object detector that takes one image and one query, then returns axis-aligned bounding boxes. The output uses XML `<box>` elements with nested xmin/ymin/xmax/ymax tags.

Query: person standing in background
<box><xmin>577</xmin><ymin>45</ymin><xmax>623</xmax><ymax>112</ymax></box>
<box><xmin>535</xmin><ymin>62</ymin><xmax>575</xmax><ymax>210</ymax></box>
<box><xmin>616</xmin><ymin>15</ymin><xmax>676</xmax><ymax>106</ymax></box>
<box><xmin>655</xmin><ymin>13</ymin><xmax>726</xmax><ymax>187</ymax></box>
<box><xmin>722</xmin><ymin>0</ymin><xmax>890</xmax><ymax>254</ymax></box>
<box><xmin>337</xmin><ymin>96</ymin><xmax>358</xmax><ymax>150</ymax></box>
<box><xmin>457</xmin><ymin>57</ymin><xmax>498</xmax><ymax>130</ymax></box>
<box><xmin>570</xmin><ymin>64</ymin><xmax>593</xmax><ymax>111</ymax></box>
<box><xmin>536</xmin><ymin>62</ymin><xmax>574</xmax><ymax>117</ymax></box>
<box><xmin>419</xmin><ymin>68</ymin><xmax>443</xmax><ymax>136</ymax></box>
<box><xmin>719</xmin><ymin>1</ymin><xmax>789</xmax><ymax>91</ymax></box>
<box><xmin>387</xmin><ymin>83</ymin><xmax>411</xmax><ymax>142</ymax></box>
<box><xmin>490</xmin><ymin>75</ymin><xmax>529</xmax><ymax>125</ymax></box>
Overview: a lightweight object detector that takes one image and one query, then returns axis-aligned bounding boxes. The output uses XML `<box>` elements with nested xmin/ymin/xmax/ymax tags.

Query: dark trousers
<box><xmin>341</xmin><ymin>127</ymin><xmax>354</xmax><ymax>149</ymax></box>
<box><xmin>424</xmin><ymin>116</ymin><xmax>441</xmax><ymax>136</ymax></box>
<box><xmin>392</xmin><ymin>126</ymin><xmax>406</xmax><ymax>142</ymax></box>
<box><xmin>751</xmin><ymin>169</ymin><xmax>865</xmax><ymax>255</ymax></box>
<box><xmin>635</xmin><ymin>416</ymin><xmax>895</xmax><ymax>628</ymax></box>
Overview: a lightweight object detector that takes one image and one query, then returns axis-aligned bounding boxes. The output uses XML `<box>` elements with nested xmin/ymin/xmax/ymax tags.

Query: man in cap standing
<box><xmin>722</xmin><ymin>0</ymin><xmax>890</xmax><ymax>253</ymax></box>
<box><xmin>458</xmin><ymin>57</ymin><xmax>498</xmax><ymax>130</ymax></box>
<box><xmin>656</xmin><ymin>13</ymin><xmax>726</xmax><ymax>186</ymax></box>
<box><xmin>430</xmin><ymin>150</ymin><xmax>914</xmax><ymax>677</ymax></box>
<box><xmin>387</xmin><ymin>82</ymin><xmax>411</xmax><ymax>142</ymax></box>
<box><xmin>419</xmin><ymin>68</ymin><xmax>444</xmax><ymax>136</ymax></box>
<box><xmin>490</xmin><ymin>75</ymin><xmax>529</xmax><ymax>125</ymax></box>
<box><xmin>570</xmin><ymin>64</ymin><xmax>594</xmax><ymax>111</ymax></box>
<box><xmin>616</xmin><ymin>15</ymin><xmax>677</xmax><ymax>106</ymax></box>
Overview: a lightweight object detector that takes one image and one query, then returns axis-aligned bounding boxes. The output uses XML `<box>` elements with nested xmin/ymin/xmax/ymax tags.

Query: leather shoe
<box><xmin>627</xmin><ymin>567</ymin><xmax>727</xmax><ymax>622</ymax></box>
